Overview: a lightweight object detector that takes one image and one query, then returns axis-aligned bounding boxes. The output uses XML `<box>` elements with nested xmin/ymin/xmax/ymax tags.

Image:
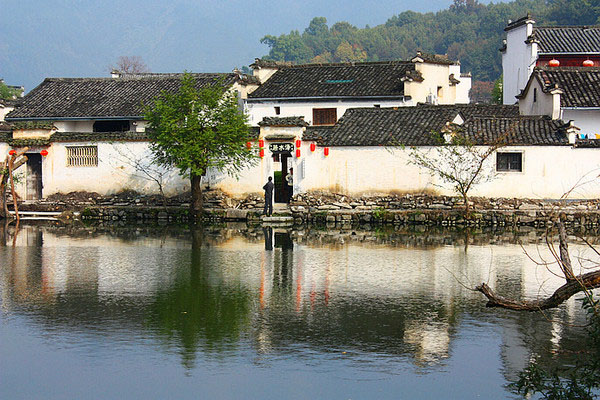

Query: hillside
<box><xmin>259</xmin><ymin>0</ymin><xmax>600</xmax><ymax>86</ymax></box>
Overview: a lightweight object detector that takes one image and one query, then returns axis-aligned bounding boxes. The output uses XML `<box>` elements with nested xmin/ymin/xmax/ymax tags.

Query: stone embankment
<box><xmin>12</xmin><ymin>189</ymin><xmax>600</xmax><ymax>228</ymax></box>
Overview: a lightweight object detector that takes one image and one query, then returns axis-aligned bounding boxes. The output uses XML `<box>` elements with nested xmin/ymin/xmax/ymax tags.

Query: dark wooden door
<box><xmin>26</xmin><ymin>154</ymin><xmax>42</xmax><ymax>200</ymax></box>
<box><xmin>274</xmin><ymin>154</ymin><xmax>290</xmax><ymax>203</ymax></box>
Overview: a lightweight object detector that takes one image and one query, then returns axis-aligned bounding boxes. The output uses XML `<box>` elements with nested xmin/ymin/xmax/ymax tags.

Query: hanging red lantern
<box><xmin>296</xmin><ymin>148</ymin><xmax>301</xmax><ymax>158</ymax></box>
<box><xmin>259</xmin><ymin>149</ymin><xmax>265</xmax><ymax>158</ymax></box>
<box><xmin>40</xmin><ymin>149</ymin><xmax>48</xmax><ymax>157</ymax></box>
<box><xmin>548</xmin><ymin>59</ymin><xmax>560</xmax><ymax>67</ymax></box>
<box><xmin>8</xmin><ymin>149</ymin><xmax>16</xmax><ymax>156</ymax></box>
<box><xmin>324</xmin><ymin>147</ymin><xmax>329</xmax><ymax>156</ymax></box>
<box><xmin>246</xmin><ymin>141</ymin><xmax>252</xmax><ymax>149</ymax></box>
<box><xmin>258</xmin><ymin>139</ymin><xmax>264</xmax><ymax>148</ymax></box>
<box><xmin>583</xmin><ymin>59</ymin><xmax>594</xmax><ymax>67</ymax></box>
<box><xmin>310</xmin><ymin>142</ymin><xmax>316</xmax><ymax>152</ymax></box>
<box><xmin>295</xmin><ymin>139</ymin><xmax>301</xmax><ymax>148</ymax></box>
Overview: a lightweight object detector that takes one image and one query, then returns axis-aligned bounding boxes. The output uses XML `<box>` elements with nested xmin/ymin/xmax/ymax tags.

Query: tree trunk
<box><xmin>190</xmin><ymin>174</ymin><xmax>203</xmax><ymax>222</ymax></box>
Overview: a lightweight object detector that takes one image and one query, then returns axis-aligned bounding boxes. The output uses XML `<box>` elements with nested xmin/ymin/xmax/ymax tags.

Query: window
<box><xmin>437</xmin><ymin>86</ymin><xmax>443</xmax><ymax>98</ymax></box>
<box><xmin>533</xmin><ymin>88</ymin><xmax>537</xmax><ymax>103</ymax></box>
<box><xmin>496</xmin><ymin>152</ymin><xmax>522</xmax><ymax>172</ymax></box>
<box><xmin>93</xmin><ymin>120</ymin><xmax>130</xmax><ymax>132</ymax></box>
<box><xmin>67</xmin><ymin>146</ymin><xmax>98</xmax><ymax>167</ymax></box>
<box><xmin>312</xmin><ymin>108</ymin><xmax>337</xmax><ymax>126</ymax></box>
<box><xmin>274</xmin><ymin>106</ymin><xmax>281</xmax><ymax>115</ymax></box>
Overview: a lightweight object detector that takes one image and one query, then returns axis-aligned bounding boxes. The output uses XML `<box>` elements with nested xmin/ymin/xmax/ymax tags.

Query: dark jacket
<box><xmin>263</xmin><ymin>181</ymin><xmax>274</xmax><ymax>196</ymax></box>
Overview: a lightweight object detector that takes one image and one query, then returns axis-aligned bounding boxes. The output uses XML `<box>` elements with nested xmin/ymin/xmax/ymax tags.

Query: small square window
<box><xmin>312</xmin><ymin>108</ymin><xmax>337</xmax><ymax>125</ymax></box>
<box><xmin>496</xmin><ymin>152</ymin><xmax>522</xmax><ymax>172</ymax></box>
<box><xmin>274</xmin><ymin>106</ymin><xmax>281</xmax><ymax>115</ymax></box>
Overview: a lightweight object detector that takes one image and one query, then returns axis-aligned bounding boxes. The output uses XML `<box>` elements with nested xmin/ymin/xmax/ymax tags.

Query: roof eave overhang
<box><xmin>562</xmin><ymin>106</ymin><xmax>600</xmax><ymax>110</ymax></box>
<box><xmin>246</xmin><ymin>95</ymin><xmax>408</xmax><ymax>103</ymax></box>
<box><xmin>538</xmin><ymin>51</ymin><xmax>600</xmax><ymax>55</ymax></box>
<box><xmin>6</xmin><ymin>115</ymin><xmax>145</xmax><ymax>121</ymax></box>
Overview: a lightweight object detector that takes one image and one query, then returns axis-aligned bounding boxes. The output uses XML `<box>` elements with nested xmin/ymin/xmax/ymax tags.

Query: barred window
<box><xmin>496</xmin><ymin>152</ymin><xmax>522</xmax><ymax>172</ymax></box>
<box><xmin>66</xmin><ymin>146</ymin><xmax>98</xmax><ymax>167</ymax></box>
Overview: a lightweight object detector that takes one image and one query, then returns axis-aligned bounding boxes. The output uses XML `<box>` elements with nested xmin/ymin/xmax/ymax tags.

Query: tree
<box><xmin>110</xmin><ymin>56</ymin><xmax>149</xmax><ymax>74</ymax></box>
<box><xmin>409</xmin><ymin>129</ymin><xmax>502</xmax><ymax>216</ymax></box>
<box><xmin>0</xmin><ymin>149</ymin><xmax>28</xmax><ymax>220</ymax></box>
<box><xmin>491</xmin><ymin>75</ymin><xmax>503</xmax><ymax>104</ymax></box>
<box><xmin>0</xmin><ymin>81</ymin><xmax>22</xmax><ymax>100</ymax></box>
<box><xmin>144</xmin><ymin>73</ymin><xmax>255</xmax><ymax>220</ymax></box>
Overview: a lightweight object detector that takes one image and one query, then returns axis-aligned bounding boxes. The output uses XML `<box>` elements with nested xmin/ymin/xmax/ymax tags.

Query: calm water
<box><xmin>0</xmin><ymin>223</ymin><xmax>596</xmax><ymax>399</ymax></box>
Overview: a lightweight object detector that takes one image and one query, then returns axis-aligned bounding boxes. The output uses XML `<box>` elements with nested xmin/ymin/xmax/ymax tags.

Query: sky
<box><xmin>1</xmin><ymin>0</ymin><xmax>510</xmax><ymax>92</ymax></box>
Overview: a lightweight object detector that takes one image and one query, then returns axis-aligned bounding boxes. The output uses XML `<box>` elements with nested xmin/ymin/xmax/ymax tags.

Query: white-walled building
<box><xmin>502</xmin><ymin>14</ymin><xmax>600</xmax><ymax>104</ymax></box>
<box><xmin>517</xmin><ymin>66</ymin><xmax>600</xmax><ymax>137</ymax></box>
<box><xmin>245</xmin><ymin>53</ymin><xmax>471</xmax><ymax>127</ymax></box>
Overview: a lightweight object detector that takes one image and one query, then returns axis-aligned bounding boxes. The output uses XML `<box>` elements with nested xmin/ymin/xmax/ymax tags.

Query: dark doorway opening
<box><xmin>274</xmin><ymin>152</ymin><xmax>291</xmax><ymax>203</ymax></box>
<box><xmin>26</xmin><ymin>153</ymin><xmax>43</xmax><ymax>200</ymax></box>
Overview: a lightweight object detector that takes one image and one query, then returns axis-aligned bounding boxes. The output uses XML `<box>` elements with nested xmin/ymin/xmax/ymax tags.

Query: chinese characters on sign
<box><xmin>268</xmin><ymin>143</ymin><xmax>294</xmax><ymax>153</ymax></box>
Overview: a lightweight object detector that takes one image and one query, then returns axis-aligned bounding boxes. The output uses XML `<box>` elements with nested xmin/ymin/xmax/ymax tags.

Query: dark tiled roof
<box><xmin>248</xmin><ymin>61</ymin><xmax>415</xmax><ymax>99</ymax></box>
<box><xmin>504</xmin><ymin>14</ymin><xmax>534</xmax><ymax>32</ymax></box>
<box><xmin>531</xmin><ymin>26</ymin><xmax>600</xmax><ymax>54</ymax></box>
<box><xmin>534</xmin><ymin>67</ymin><xmax>600</xmax><ymax>107</ymax></box>
<box><xmin>258</xmin><ymin>116</ymin><xmax>309</xmax><ymax>127</ymax></box>
<box><xmin>6</xmin><ymin>73</ymin><xmax>238</xmax><ymax>120</ymax></box>
<box><xmin>250</xmin><ymin>59</ymin><xmax>294</xmax><ymax>69</ymax></box>
<box><xmin>0</xmin><ymin>131</ymin><xmax>10</xmax><ymax>142</ymax></box>
<box><xmin>411</xmin><ymin>52</ymin><xmax>456</xmax><ymax>65</ymax></box>
<box><xmin>303</xmin><ymin>126</ymin><xmax>333</xmax><ymax>142</ymax></box>
<box><xmin>321</xmin><ymin>105</ymin><xmax>568</xmax><ymax>146</ymax></box>
<box><xmin>50</xmin><ymin>131</ymin><xmax>149</xmax><ymax>142</ymax></box>
<box><xmin>0</xmin><ymin>121</ymin><xmax>12</xmax><ymax>132</ymax></box>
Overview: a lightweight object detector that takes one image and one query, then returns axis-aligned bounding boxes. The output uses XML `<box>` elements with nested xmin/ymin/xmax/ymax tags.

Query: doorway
<box><xmin>26</xmin><ymin>153</ymin><xmax>43</xmax><ymax>200</ymax></box>
<box><xmin>274</xmin><ymin>152</ymin><xmax>291</xmax><ymax>203</ymax></box>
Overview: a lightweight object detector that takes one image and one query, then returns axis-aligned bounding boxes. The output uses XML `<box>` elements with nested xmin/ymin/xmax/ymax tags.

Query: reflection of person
<box><xmin>263</xmin><ymin>176</ymin><xmax>274</xmax><ymax>216</ymax></box>
<box><xmin>263</xmin><ymin>226</ymin><xmax>273</xmax><ymax>251</ymax></box>
<box><xmin>285</xmin><ymin>168</ymin><xmax>293</xmax><ymax>203</ymax></box>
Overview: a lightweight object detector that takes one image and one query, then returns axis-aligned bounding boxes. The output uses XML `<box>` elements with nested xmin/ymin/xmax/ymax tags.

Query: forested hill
<box><xmin>259</xmin><ymin>0</ymin><xmax>600</xmax><ymax>84</ymax></box>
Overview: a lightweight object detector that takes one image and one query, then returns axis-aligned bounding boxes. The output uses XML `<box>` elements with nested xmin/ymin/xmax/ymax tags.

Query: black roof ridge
<box><xmin>274</xmin><ymin>60</ymin><xmax>413</xmax><ymax>69</ymax></box>
<box><xmin>535</xmin><ymin>25</ymin><xmax>600</xmax><ymax>30</ymax></box>
<box><xmin>536</xmin><ymin>66</ymin><xmax>600</xmax><ymax>71</ymax></box>
<box><xmin>42</xmin><ymin>73</ymin><xmax>234</xmax><ymax>82</ymax></box>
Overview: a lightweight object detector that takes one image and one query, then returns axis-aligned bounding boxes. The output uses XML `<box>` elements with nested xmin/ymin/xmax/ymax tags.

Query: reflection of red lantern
<box><xmin>246</xmin><ymin>141</ymin><xmax>252</xmax><ymax>149</ymax></box>
<box><xmin>258</xmin><ymin>139</ymin><xmax>264</xmax><ymax>148</ymax></box>
<box><xmin>583</xmin><ymin>59</ymin><xmax>594</xmax><ymax>67</ymax></box>
<box><xmin>310</xmin><ymin>142</ymin><xmax>316</xmax><ymax>152</ymax></box>
<box><xmin>259</xmin><ymin>149</ymin><xmax>264</xmax><ymax>158</ymax></box>
<box><xmin>40</xmin><ymin>149</ymin><xmax>48</xmax><ymax>157</ymax></box>
<box><xmin>548</xmin><ymin>59</ymin><xmax>560</xmax><ymax>67</ymax></box>
<box><xmin>324</xmin><ymin>147</ymin><xmax>329</xmax><ymax>156</ymax></box>
<box><xmin>8</xmin><ymin>149</ymin><xmax>16</xmax><ymax>156</ymax></box>
<box><xmin>295</xmin><ymin>139</ymin><xmax>301</xmax><ymax>148</ymax></box>
<box><xmin>296</xmin><ymin>149</ymin><xmax>301</xmax><ymax>158</ymax></box>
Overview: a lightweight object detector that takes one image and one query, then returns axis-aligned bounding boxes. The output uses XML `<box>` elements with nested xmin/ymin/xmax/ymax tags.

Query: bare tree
<box><xmin>409</xmin><ymin>127</ymin><xmax>504</xmax><ymax>216</ymax></box>
<box><xmin>110</xmin><ymin>56</ymin><xmax>149</xmax><ymax>74</ymax></box>
<box><xmin>0</xmin><ymin>148</ymin><xmax>28</xmax><ymax>220</ymax></box>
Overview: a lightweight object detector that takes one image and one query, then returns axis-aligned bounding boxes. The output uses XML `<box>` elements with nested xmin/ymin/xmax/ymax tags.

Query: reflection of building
<box><xmin>0</xmin><ymin>225</ymin><xmax>592</xmax><ymax>374</ymax></box>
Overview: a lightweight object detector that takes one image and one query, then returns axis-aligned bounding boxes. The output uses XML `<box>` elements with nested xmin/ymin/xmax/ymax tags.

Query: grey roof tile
<box><xmin>534</xmin><ymin>67</ymin><xmax>600</xmax><ymax>107</ymax></box>
<box><xmin>532</xmin><ymin>26</ymin><xmax>600</xmax><ymax>54</ymax></box>
<box><xmin>320</xmin><ymin>104</ymin><xmax>568</xmax><ymax>146</ymax></box>
<box><xmin>248</xmin><ymin>61</ymin><xmax>416</xmax><ymax>99</ymax></box>
<box><xmin>6</xmin><ymin>73</ymin><xmax>238</xmax><ymax>120</ymax></box>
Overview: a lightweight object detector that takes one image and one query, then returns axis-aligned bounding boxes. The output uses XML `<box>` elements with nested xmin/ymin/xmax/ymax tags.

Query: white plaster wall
<box><xmin>41</xmin><ymin>141</ymin><xmax>189</xmax><ymax>197</ymax></box>
<box><xmin>213</xmin><ymin>143</ymin><xmax>600</xmax><ymax>199</ymax></box>
<box><xmin>518</xmin><ymin>79</ymin><xmax>554</xmax><ymax>117</ymax></box>
<box><xmin>503</xmin><ymin>22</ymin><xmax>537</xmax><ymax>105</ymax></box>
<box><xmin>561</xmin><ymin>109</ymin><xmax>600</xmax><ymax>137</ymax></box>
<box><xmin>410</xmin><ymin>63</ymin><xmax>458</xmax><ymax>105</ymax></box>
<box><xmin>450</xmin><ymin>65</ymin><xmax>471</xmax><ymax>104</ymax></box>
<box><xmin>245</xmin><ymin>99</ymin><xmax>412</xmax><ymax>126</ymax></box>
<box><xmin>0</xmin><ymin>105</ymin><xmax>14</xmax><ymax>121</ymax></box>
<box><xmin>54</xmin><ymin>121</ymin><xmax>95</xmax><ymax>132</ymax></box>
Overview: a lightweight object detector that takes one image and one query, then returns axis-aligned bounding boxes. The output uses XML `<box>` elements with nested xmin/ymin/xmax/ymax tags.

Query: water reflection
<box><xmin>0</xmin><ymin>223</ymin><xmax>596</xmax><ymax>397</ymax></box>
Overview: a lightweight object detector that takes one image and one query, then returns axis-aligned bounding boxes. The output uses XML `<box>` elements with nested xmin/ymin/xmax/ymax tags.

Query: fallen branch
<box><xmin>476</xmin><ymin>270</ymin><xmax>600</xmax><ymax>311</ymax></box>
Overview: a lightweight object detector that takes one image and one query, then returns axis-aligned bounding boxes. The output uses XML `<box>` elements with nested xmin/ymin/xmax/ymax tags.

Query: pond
<box><xmin>0</xmin><ymin>223</ymin><xmax>596</xmax><ymax>399</ymax></box>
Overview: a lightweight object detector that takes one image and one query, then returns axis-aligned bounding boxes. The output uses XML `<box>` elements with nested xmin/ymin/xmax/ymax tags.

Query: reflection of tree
<box><xmin>147</xmin><ymin>228</ymin><xmax>253</xmax><ymax>369</ymax></box>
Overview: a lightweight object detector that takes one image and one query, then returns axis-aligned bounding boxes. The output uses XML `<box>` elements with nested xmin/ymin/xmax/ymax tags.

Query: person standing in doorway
<box><xmin>263</xmin><ymin>176</ymin><xmax>274</xmax><ymax>216</ymax></box>
<box><xmin>285</xmin><ymin>167</ymin><xmax>294</xmax><ymax>203</ymax></box>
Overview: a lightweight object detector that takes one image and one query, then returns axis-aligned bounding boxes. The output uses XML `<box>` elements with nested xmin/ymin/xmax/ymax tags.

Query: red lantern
<box><xmin>40</xmin><ymin>149</ymin><xmax>48</xmax><ymax>157</ymax></box>
<box><xmin>296</xmin><ymin>148</ymin><xmax>301</xmax><ymax>158</ymax></box>
<box><xmin>310</xmin><ymin>142</ymin><xmax>316</xmax><ymax>152</ymax></box>
<box><xmin>8</xmin><ymin>149</ymin><xmax>16</xmax><ymax>156</ymax></box>
<box><xmin>548</xmin><ymin>59</ymin><xmax>560</xmax><ymax>67</ymax></box>
<box><xmin>295</xmin><ymin>139</ymin><xmax>301</xmax><ymax>148</ymax></box>
<box><xmin>583</xmin><ymin>59</ymin><xmax>594</xmax><ymax>67</ymax></box>
<box><xmin>246</xmin><ymin>141</ymin><xmax>252</xmax><ymax>149</ymax></box>
<box><xmin>259</xmin><ymin>149</ymin><xmax>265</xmax><ymax>158</ymax></box>
<box><xmin>258</xmin><ymin>139</ymin><xmax>265</xmax><ymax>148</ymax></box>
<box><xmin>324</xmin><ymin>147</ymin><xmax>329</xmax><ymax>156</ymax></box>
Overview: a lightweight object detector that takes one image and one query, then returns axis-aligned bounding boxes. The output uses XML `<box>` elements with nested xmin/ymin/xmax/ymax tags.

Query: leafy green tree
<box><xmin>491</xmin><ymin>75</ymin><xmax>503</xmax><ymax>104</ymax></box>
<box><xmin>144</xmin><ymin>73</ymin><xmax>255</xmax><ymax>220</ymax></box>
<box><xmin>0</xmin><ymin>81</ymin><xmax>21</xmax><ymax>100</ymax></box>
